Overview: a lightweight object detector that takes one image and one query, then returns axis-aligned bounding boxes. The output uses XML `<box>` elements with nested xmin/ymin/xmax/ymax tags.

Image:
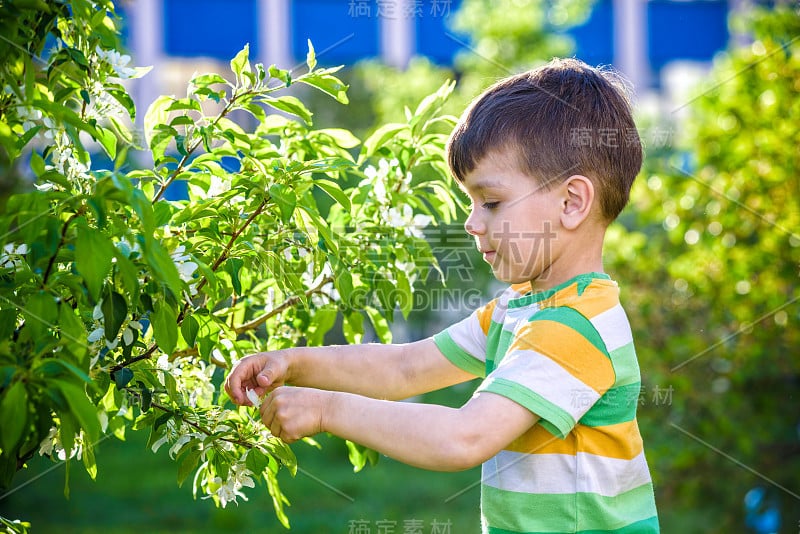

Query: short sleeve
<box><xmin>476</xmin><ymin>306</ymin><xmax>615</xmax><ymax>438</ymax></box>
<box><xmin>433</xmin><ymin>300</ymin><xmax>497</xmax><ymax>378</ymax></box>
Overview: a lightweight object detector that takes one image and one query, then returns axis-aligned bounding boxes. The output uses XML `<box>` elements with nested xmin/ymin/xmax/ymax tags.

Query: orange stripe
<box><xmin>509</xmin><ymin>321</ymin><xmax>615</xmax><ymax>393</ymax></box>
<box><xmin>539</xmin><ymin>280</ymin><xmax>619</xmax><ymax>319</ymax></box>
<box><xmin>510</xmin><ymin>282</ymin><xmax>531</xmax><ymax>295</ymax></box>
<box><xmin>477</xmin><ymin>299</ymin><xmax>497</xmax><ymax>336</ymax></box>
<box><xmin>506</xmin><ymin>419</ymin><xmax>644</xmax><ymax>460</ymax></box>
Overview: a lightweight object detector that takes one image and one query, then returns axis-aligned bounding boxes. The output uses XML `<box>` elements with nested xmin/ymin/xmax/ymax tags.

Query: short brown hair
<box><xmin>447</xmin><ymin>58</ymin><xmax>642</xmax><ymax>221</ymax></box>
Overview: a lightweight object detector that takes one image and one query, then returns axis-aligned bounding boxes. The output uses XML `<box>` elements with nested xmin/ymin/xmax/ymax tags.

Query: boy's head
<box><xmin>447</xmin><ymin>58</ymin><xmax>642</xmax><ymax>223</ymax></box>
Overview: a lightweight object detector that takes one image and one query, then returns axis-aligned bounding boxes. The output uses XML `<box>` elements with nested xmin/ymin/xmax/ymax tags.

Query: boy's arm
<box><xmin>225</xmin><ymin>337</ymin><xmax>476</xmax><ymax>404</ymax></box>
<box><xmin>261</xmin><ymin>386</ymin><xmax>539</xmax><ymax>471</ymax></box>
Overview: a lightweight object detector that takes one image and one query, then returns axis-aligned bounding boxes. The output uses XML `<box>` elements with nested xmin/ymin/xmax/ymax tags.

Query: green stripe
<box><xmin>487</xmin><ymin>327</ymin><xmax>516</xmax><ymax>373</ymax></box>
<box><xmin>483</xmin><ymin>482</ymin><xmax>658</xmax><ymax>533</ymax></box>
<box><xmin>529</xmin><ymin>307</ymin><xmax>609</xmax><ymax>358</ymax></box>
<box><xmin>485</xmin><ymin>320</ymin><xmax>506</xmax><ymax>373</ymax></box>
<box><xmin>579</xmin><ymin>382</ymin><xmax>641</xmax><ymax>427</ymax></box>
<box><xmin>609</xmin><ymin>343</ymin><xmax>640</xmax><ymax>387</ymax></box>
<box><xmin>488</xmin><ymin>515</ymin><xmax>660</xmax><ymax>534</ymax></box>
<box><xmin>432</xmin><ymin>331</ymin><xmax>485</xmax><ymax>378</ymax></box>
<box><xmin>478</xmin><ymin>377</ymin><xmax>575</xmax><ymax>439</ymax></box>
<box><xmin>508</xmin><ymin>272</ymin><xmax>611</xmax><ymax>308</ymax></box>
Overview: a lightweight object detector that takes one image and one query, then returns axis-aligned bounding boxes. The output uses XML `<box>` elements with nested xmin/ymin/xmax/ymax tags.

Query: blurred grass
<box><xmin>0</xmin><ymin>385</ymin><xmax>481</xmax><ymax>533</ymax></box>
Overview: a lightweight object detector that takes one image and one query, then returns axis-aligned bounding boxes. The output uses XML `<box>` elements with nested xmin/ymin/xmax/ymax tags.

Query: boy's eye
<box><xmin>482</xmin><ymin>201</ymin><xmax>500</xmax><ymax>210</ymax></box>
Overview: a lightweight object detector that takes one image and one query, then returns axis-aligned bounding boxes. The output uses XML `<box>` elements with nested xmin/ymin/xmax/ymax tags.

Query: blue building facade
<box><xmin>136</xmin><ymin>0</ymin><xmax>731</xmax><ymax>86</ymax></box>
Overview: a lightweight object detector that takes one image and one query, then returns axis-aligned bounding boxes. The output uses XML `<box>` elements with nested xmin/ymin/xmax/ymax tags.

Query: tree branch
<box><xmin>151</xmin><ymin>89</ymin><xmax>244</xmax><ymax>203</ymax></box>
<box><xmin>234</xmin><ymin>275</ymin><xmax>334</xmax><ymax>334</ymax></box>
<box><xmin>110</xmin><ymin>342</ymin><xmax>159</xmax><ymax>374</ymax></box>
<box><xmin>148</xmin><ymin>399</ymin><xmax>258</xmax><ymax>450</ymax></box>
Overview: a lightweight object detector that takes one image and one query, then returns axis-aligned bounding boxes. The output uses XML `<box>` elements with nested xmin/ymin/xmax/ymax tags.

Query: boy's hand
<box><xmin>224</xmin><ymin>350</ymin><xmax>292</xmax><ymax>405</ymax></box>
<box><xmin>260</xmin><ymin>386</ymin><xmax>330</xmax><ymax>443</ymax></box>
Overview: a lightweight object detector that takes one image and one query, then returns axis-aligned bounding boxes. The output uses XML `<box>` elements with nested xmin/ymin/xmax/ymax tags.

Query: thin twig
<box><xmin>41</xmin><ymin>211</ymin><xmax>82</xmax><ymax>286</ymax></box>
<box><xmin>234</xmin><ymin>275</ymin><xmax>334</xmax><ymax>334</ymax></box>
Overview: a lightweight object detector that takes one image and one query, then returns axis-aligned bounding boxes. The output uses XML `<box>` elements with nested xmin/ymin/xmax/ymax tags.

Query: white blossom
<box><xmin>0</xmin><ymin>243</ymin><xmax>28</xmax><ymax>270</ymax></box>
<box><xmin>245</xmin><ymin>388</ymin><xmax>262</xmax><ymax>408</ymax></box>
<box><xmin>38</xmin><ymin>426</ymin><xmax>84</xmax><ymax>460</ymax></box>
<box><xmin>95</xmin><ymin>46</ymin><xmax>137</xmax><ymax>79</ymax></box>
<box><xmin>382</xmin><ymin>205</ymin><xmax>432</xmax><ymax>238</ymax></box>
<box><xmin>171</xmin><ymin>245</ymin><xmax>199</xmax><ymax>286</ymax></box>
<box><xmin>205</xmin><ymin>460</ymin><xmax>256</xmax><ymax>508</ymax></box>
<box><xmin>87</xmin><ymin>327</ymin><xmax>104</xmax><ymax>343</ymax></box>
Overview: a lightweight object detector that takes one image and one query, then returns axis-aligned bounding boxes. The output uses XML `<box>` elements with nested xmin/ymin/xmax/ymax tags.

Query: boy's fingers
<box><xmin>256</xmin><ymin>370</ymin><xmax>272</xmax><ymax>388</ymax></box>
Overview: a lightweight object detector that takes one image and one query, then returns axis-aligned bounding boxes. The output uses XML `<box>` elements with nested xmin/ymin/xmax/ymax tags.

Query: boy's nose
<box><xmin>464</xmin><ymin>210</ymin><xmax>485</xmax><ymax>236</ymax></box>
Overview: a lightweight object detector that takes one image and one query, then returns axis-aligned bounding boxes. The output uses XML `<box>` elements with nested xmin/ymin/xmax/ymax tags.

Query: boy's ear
<box><xmin>559</xmin><ymin>175</ymin><xmax>595</xmax><ymax>230</ymax></box>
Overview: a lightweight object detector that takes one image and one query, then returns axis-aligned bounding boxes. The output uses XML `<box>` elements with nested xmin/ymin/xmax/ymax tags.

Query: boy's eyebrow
<box><xmin>464</xmin><ymin>179</ymin><xmax>510</xmax><ymax>193</ymax></box>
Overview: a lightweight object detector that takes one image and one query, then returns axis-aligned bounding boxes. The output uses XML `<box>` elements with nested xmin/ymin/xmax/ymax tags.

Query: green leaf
<box><xmin>316</xmin><ymin>128</ymin><xmax>360</xmax><ymax>149</ymax></box>
<box><xmin>305</xmin><ymin>307</ymin><xmax>338</xmax><ymax>346</ymax></box>
<box><xmin>315</xmin><ymin>180</ymin><xmax>351</xmax><ymax>211</ymax></box>
<box><xmin>0</xmin><ymin>381</ymin><xmax>28</xmax><ymax>451</ymax></box>
<box><xmin>75</xmin><ymin>225</ymin><xmax>115</xmax><ymax>302</ymax></box>
<box><xmin>268</xmin><ymin>65</ymin><xmax>291</xmax><ymax>86</ymax></box>
<box><xmin>365</xmin><ymin>306</ymin><xmax>392</xmax><ymax>343</ymax></box>
<box><xmin>143</xmin><ymin>238</ymin><xmax>183</xmax><ymax>298</ymax></box>
<box><xmin>144</xmin><ymin>95</ymin><xmax>174</xmax><ymax>149</ymax></box>
<box><xmin>262</xmin><ymin>95</ymin><xmax>312</xmax><ymax>124</ymax></box>
<box><xmin>0</xmin><ymin>309</ymin><xmax>16</xmax><ymax>341</ymax></box>
<box><xmin>177</xmin><ymin>446</ymin><xmax>202</xmax><ymax>486</ymax></box>
<box><xmin>101</xmin><ymin>290</ymin><xmax>127</xmax><ymax>342</ymax></box>
<box><xmin>82</xmin><ymin>440</ymin><xmax>98</xmax><ymax>480</ymax></box>
<box><xmin>58</xmin><ymin>303</ymin><xmax>86</xmax><ymax>359</ymax></box>
<box><xmin>180</xmin><ymin>315</ymin><xmax>199</xmax><ymax>347</ymax></box>
<box><xmin>224</xmin><ymin>257</ymin><xmax>244</xmax><ymax>295</ymax></box>
<box><xmin>265</xmin><ymin>468</ymin><xmax>291</xmax><ymax>528</ymax></box>
<box><xmin>29</xmin><ymin>149</ymin><xmax>46</xmax><ymax>176</ymax></box>
<box><xmin>55</xmin><ymin>380</ymin><xmax>100</xmax><ymax>443</ymax></box>
<box><xmin>191</xmin><ymin>73</ymin><xmax>229</xmax><ymax>87</ymax></box>
<box><xmin>230</xmin><ymin>44</ymin><xmax>251</xmax><ymax>80</ymax></box>
<box><xmin>297</xmin><ymin>72</ymin><xmax>349</xmax><ymax>104</ymax></box>
<box><xmin>396</xmin><ymin>270</ymin><xmax>413</xmax><ymax>319</ymax></box>
<box><xmin>269</xmin><ymin>184</ymin><xmax>297</xmax><ymax>223</ymax></box>
<box><xmin>345</xmin><ymin>440</ymin><xmax>378</xmax><ymax>473</ymax></box>
<box><xmin>245</xmin><ymin>447</ymin><xmax>272</xmax><ymax>476</ymax></box>
<box><xmin>306</xmin><ymin>39</ymin><xmax>317</xmax><ymax>71</ymax></box>
<box><xmin>24</xmin><ymin>291</ymin><xmax>59</xmax><ymax>341</ymax></box>
<box><xmin>360</xmin><ymin>123</ymin><xmax>408</xmax><ymax>160</ymax></box>
<box><xmin>113</xmin><ymin>252</ymin><xmax>140</xmax><ymax>297</ymax></box>
<box><xmin>151</xmin><ymin>300</ymin><xmax>178</xmax><ymax>355</ymax></box>
<box><xmin>342</xmin><ymin>311</ymin><xmax>363</xmax><ymax>344</ymax></box>
<box><xmin>112</xmin><ymin>367</ymin><xmax>134</xmax><ymax>389</ymax></box>
<box><xmin>95</xmin><ymin>125</ymin><xmax>117</xmax><ymax>160</ymax></box>
<box><xmin>139</xmin><ymin>382</ymin><xmax>152</xmax><ymax>412</ymax></box>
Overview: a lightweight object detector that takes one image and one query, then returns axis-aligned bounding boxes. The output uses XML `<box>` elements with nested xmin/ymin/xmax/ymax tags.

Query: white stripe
<box><xmin>488</xmin><ymin>349</ymin><xmax>600</xmax><ymax>419</ymax></box>
<box><xmin>447</xmin><ymin>313</ymin><xmax>487</xmax><ymax>362</ymax></box>
<box><xmin>491</xmin><ymin>285</ymin><xmax>524</xmax><ymax>324</ymax></box>
<box><xmin>482</xmin><ymin>450</ymin><xmax>652</xmax><ymax>497</ymax></box>
<box><xmin>591</xmin><ymin>304</ymin><xmax>633</xmax><ymax>353</ymax></box>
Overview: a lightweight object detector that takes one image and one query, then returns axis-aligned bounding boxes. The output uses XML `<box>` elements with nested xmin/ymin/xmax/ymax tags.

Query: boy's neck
<box><xmin>528</xmin><ymin>230</ymin><xmax>606</xmax><ymax>294</ymax></box>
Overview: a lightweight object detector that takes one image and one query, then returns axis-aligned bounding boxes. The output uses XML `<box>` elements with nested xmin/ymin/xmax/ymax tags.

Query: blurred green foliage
<box><xmin>603</xmin><ymin>5</ymin><xmax>800</xmax><ymax>530</ymax></box>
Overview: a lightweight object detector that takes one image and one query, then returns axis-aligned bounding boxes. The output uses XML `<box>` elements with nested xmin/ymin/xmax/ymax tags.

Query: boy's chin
<box><xmin>491</xmin><ymin>267</ymin><xmax>536</xmax><ymax>285</ymax></box>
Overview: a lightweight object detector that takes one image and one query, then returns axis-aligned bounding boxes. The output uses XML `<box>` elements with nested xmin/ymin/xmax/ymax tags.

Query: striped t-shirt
<box><xmin>433</xmin><ymin>272</ymin><xmax>659</xmax><ymax>533</ymax></box>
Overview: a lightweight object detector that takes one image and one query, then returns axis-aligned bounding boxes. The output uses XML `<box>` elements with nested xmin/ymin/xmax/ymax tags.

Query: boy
<box><xmin>225</xmin><ymin>58</ymin><xmax>660</xmax><ymax>533</ymax></box>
